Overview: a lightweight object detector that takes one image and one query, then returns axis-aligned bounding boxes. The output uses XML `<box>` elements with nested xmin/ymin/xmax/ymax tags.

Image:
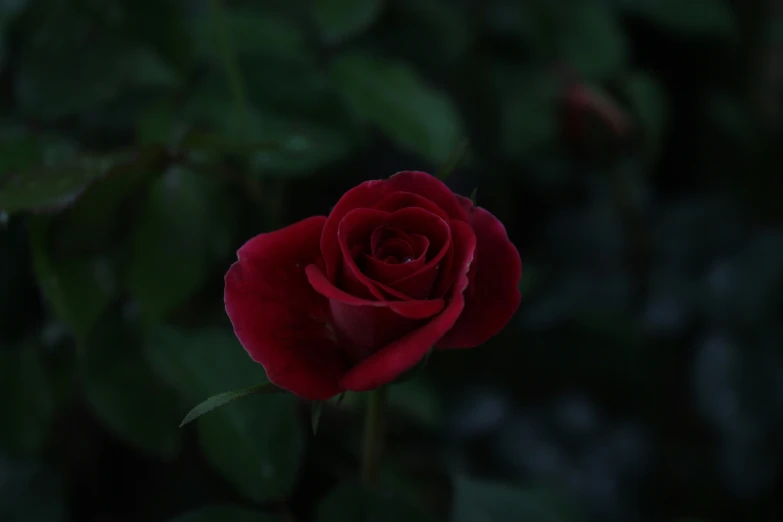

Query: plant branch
<box><xmin>361</xmin><ymin>387</ymin><xmax>387</xmax><ymax>485</ymax></box>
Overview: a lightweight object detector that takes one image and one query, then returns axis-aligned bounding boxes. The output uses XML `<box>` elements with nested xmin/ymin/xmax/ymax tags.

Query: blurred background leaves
<box><xmin>1</xmin><ymin>0</ymin><xmax>783</xmax><ymax>521</ymax></box>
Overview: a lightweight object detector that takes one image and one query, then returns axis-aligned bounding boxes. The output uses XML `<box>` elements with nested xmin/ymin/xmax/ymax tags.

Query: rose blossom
<box><xmin>224</xmin><ymin>171</ymin><xmax>521</xmax><ymax>400</ymax></box>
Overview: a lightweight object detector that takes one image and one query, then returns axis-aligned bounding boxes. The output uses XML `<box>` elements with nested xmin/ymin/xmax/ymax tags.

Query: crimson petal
<box><xmin>364</xmin><ymin>249</ymin><xmax>426</xmax><ymax>284</ymax></box>
<box><xmin>383</xmin><ymin>208</ymin><xmax>452</xmax><ymax>299</ymax></box>
<box><xmin>224</xmin><ymin>216</ymin><xmax>349</xmax><ymax>400</ymax></box>
<box><xmin>340</xmin><ymin>221</ymin><xmax>477</xmax><ymax>391</ymax></box>
<box><xmin>306</xmin><ymin>265</ymin><xmax>445</xmax><ymax>360</ymax></box>
<box><xmin>384</xmin><ymin>172</ymin><xmax>469</xmax><ymax>222</ymax></box>
<box><xmin>373</xmin><ymin>191</ymin><xmax>450</xmax><ymax>221</ymax></box>
<box><xmin>322</xmin><ymin>171</ymin><xmax>468</xmax><ymax>281</ymax></box>
<box><xmin>337</xmin><ymin>208</ymin><xmax>413</xmax><ymax>301</ymax></box>
<box><xmin>370</xmin><ymin>226</ymin><xmax>413</xmax><ymax>256</ymax></box>
<box><xmin>306</xmin><ymin>265</ymin><xmax>444</xmax><ymax>319</ymax></box>
<box><xmin>438</xmin><ymin>197</ymin><xmax>522</xmax><ymax>349</ymax></box>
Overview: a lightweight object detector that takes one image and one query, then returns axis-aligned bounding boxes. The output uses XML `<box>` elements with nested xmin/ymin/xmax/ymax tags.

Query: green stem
<box><xmin>361</xmin><ymin>387</ymin><xmax>387</xmax><ymax>485</ymax></box>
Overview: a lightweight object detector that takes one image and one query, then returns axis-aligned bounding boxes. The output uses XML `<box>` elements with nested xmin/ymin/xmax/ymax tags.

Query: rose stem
<box><xmin>360</xmin><ymin>386</ymin><xmax>388</xmax><ymax>485</ymax></box>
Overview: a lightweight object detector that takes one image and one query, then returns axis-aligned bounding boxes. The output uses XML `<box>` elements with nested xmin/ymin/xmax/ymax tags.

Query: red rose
<box><xmin>224</xmin><ymin>171</ymin><xmax>522</xmax><ymax>400</ymax></box>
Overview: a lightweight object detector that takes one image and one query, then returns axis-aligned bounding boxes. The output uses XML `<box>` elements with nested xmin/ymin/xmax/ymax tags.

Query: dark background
<box><xmin>1</xmin><ymin>0</ymin><xmax>782</xmax><ymax>521</ymax></box>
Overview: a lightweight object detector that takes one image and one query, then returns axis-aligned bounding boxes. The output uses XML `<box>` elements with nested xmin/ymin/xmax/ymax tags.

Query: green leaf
<box><xmin>436</xmin><ymin>138</ymin><xmax>469</xmax><ymax>180</ymax></box>
<box><xmin>316</xmin><ymin>481</ymin><xmax>437</xmax><ymax>522</ymax></box>
<box><xmin>191</xmin><ymin>8</ymin><xmax>311</xmax><ymax>64</ymax></box>
<box><xmin>0</xmin><ymin>129</ymin><xmax>46</xmax><ymax>178</ymax></box>
<box><xmin>84</xmin><ymin>320</ymin><xmax>182</xmax><ymax>460</ymax></box>
<box><xmin>123</xmin><ymin>0</ymin><xmax>193</xmax><ymax>71</ymax></box>
<box><xmin>181</xmin><ymin>382</ymin><xmax>282</xmax><ymax>427</ymax></box>
<box><xmin>182</xmin><ymin>92</ymin><xmax>354</xmax><ymax>176</ymax></box>
<box><xmin>469</xmin><ymin>187</ymin><xmax>478</xmax><ymax>206</ymax></box>
<box><xmin>558</xmin><ymin>0</ymin><xmax>627</xmax><ymax>81</ymax></box>
<box><xmin>127</xmin><ymin>168</ymin><xmax>237</xmax><ymax>322</ymax></box>
<box><xmin>453</xmin><ymin>475</ymin><xmax>581</xmax><ymax>522</ymax></box>
<box><xmin>16</xmin><ymin>5</ymin><xmax>178</xmax><ymax>121</ymax></box>
<box><xmin>0</xmin><ymin>153</ymin><xmax>122</xmax><ymax>214</ymax></box>
<box><xmin>311</xmin><ymin>402</ymin><xmax>323</xmax><ymax>435</ymax></box>
<box><xmin>313</xmin><ymin>0</ymin><xmax>384</xmax><ymax>42</ymax></box>
<box><xmin>0</xmin><ymin>127</ymin><xmax>167</xmax><ymax>216</ymax></box>
<box><xmin>198</xmin><ymin>395</ymin><xmax>303</xmax><ymax>502</ymax></box>
<box><xmin>0</xmin><ymin>129</ymin><xmax>139</xmax><ymax>215</ymax></box>
<box><xmin>0</xmin><ymin>344</ymin><xmax>55</xmax><ymax>455</ymax></box>
<box><xmin>626</xmin><ymin>0</ymin><xmax>735</xmax><ymax>37</ymax></box>
<box><xmin>28</xmin><ymin>217</ymin><xmax>115</xmax><ymax>342</ymax></box>
<box><xmin>0</xmin><ymin>461</ymin><xmax>66</xmax><ymax>522</ymax></box>
<box><xmin>330</xmin><ymin>51</ymin><xmax>464</xmax><ymax>163</ymax></box>
<box><xmin>169</xmin><ymin>505</ymin><xmax>278</xmax><ymax>522</ymax></box>
<box><xmin>246</xmin><ymin>114</ymin><xmax>354</xmax><ymax>176</ymax></box>
<box><xmin>623</xmin><ymin>71</ymin><xmax>668</xmax><ymax>160</ymax></box>
<box><xmin>145</xmin><ymin>327</ymin><xmax>304</xmax><ymax>502</ymax></box>
<box><xmin>243</xmin><ymin>62</ymin><xmax>335</xmax><ymax>115</ymax></box>
<box><xmin>144</xmin><ymin>328</ymin><xmax>269</xmax><ymax>399</ymax></box>
<box><xmin>51</xmin><ymin>154</ymin><xmax>161</xmax><ymax>254</ymax></box>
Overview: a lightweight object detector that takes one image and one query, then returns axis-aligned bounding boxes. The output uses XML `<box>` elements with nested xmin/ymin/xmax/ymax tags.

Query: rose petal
<box><xmin>387</xmin><ymin>258</ymin><xmax>443</xmax><ymax>299</ymax></box>
<box><xmin>383</xmin><ymin>208</ymin><xmax>452</xmax><ymax>299</ymax></box>
<box><xmin>373</xmin><ymin>191</ymin><xmax>450</xmax><ymax>221</ymax></box>
<box><xmin>340</xmin><ymin>221</ymin><xmax>477</xmax><ymax>391</ymax></box>
<box><xmin>384</xmin><ymin>206</ymin><xmax>451</xmax><ymax>254</ymax></box>
<box><xmin>224</xmin><ymin>216</ymin><xmax>348</xmax><ymax>400</ymax></box>
<box><xmin>431</xmin><ymin>239</ymin><xmax>456</xmax><ymax>297</ymax></box>
<box><xmin>306</xmin><ymin>264</ymin><xmax>444</xmax><ymax>319</ymax></box>
<box><xmin>307</xmin><ymin>264</ymin><xmax>444</xmax><ymax>360</ymax></box>
<box><xmin>370</xmin><ymin>226</ymin><xmax>413</xmax><ymax>256</ymax></box>
<box><xmin>337</xmin><ymin>208</ymin><xmax>413</xmax><ymax>301</ymax></box>
<box><xmin>329</xmin><ymin>302</ymin><xmax>424</xmax><ymax>361</ymax></box>
<box><xmin>410</xmin><ymin>234</ymin><xmax>430</xmax><ymax>258</ymax></box>
<box><xmin>364</xmin><ymin>249</ymin><xmax>426</xmax><ymax>284</ymax></box>
<box><xmin>364</xmin><ymin>227</ymin><xmax>430</xmax><ymax>285</ymax></box>
<box><xmin>374</xmin><ymin>238</ymin><xmax>414</xmax><ymax>262</ymax></box>
<box><xmin>385</xmin><ymin>172</ymin><xmax>469</xmax><ymax>222</ymax></box>
<box><xmin>437</xmin><ymin>198</ymin><xmax>522</xmax><ymax>349</ymax></box>
<box><xmin>322</xmin><ymin>171</ymin><xmax>468</xmax><ymax>281</ymax></box>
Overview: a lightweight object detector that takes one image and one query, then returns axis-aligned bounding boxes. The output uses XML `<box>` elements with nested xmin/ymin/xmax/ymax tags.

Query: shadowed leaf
<box><xmin>181</xmin><ymin>382</ymin><xmax>282</xmax><ymax>427</ymax></box>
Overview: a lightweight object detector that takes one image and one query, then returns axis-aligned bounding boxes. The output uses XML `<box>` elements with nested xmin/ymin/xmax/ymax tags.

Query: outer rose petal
<box><xmin>306</xmin><ymin>265</ymin><xmax>444</xmax><ymax>361</ymax></box>
<box><xmin>373</xmin><ymin>192</ymin><xmax>449</xmax><ymax>221</ymax></box>
<box><xmin>385</xmin><ymin>172</ymin><xmax>470</xmax><ymax>222</ymax></box>
<box><xmin>438</xmin><ymin>198</ymin><xmax>522</xmax><ymax>349</ymax></box>
<box><xmin>322</xmin><ymin>171</ymin><xmax>469</xmax><ymax>280</ymax></box>
<box><xmin>224</xmin><ymin>216</ymin><xmax>349</xmax><ymax>400</ymax></box>
<box><xmin>340</xmin><ymin>221</ymin><xmax>477</xmax><ymax>391</ymax></box>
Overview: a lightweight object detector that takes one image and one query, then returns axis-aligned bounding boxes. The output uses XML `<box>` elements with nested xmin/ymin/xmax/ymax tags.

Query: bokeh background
<box><xmin>2</xmin><ymin>0</ymin><xmax>783</xmax><ymax>521</ymax></box>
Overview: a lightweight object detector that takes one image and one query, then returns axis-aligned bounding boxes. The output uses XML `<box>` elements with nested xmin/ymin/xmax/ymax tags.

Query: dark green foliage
<box><xmin>1</xmin><ymin>0</ymin><xmax>781</xmax><ymax>521</ymax></box>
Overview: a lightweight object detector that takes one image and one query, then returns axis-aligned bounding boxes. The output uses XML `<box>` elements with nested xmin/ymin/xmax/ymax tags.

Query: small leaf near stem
<box><xmin>361</xmin><ymin>386</ymin><xmax>388</xmax><ymax>484</ymax></box>
<box><xmin>180</xmin><ymin>382</ymin><xmax>282</xmax><ymax>427</ymax></box>
<box><xmin>311</xmin><ymin>402</ymin><xmax>323</xmax><ymax>435</ymax></box>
